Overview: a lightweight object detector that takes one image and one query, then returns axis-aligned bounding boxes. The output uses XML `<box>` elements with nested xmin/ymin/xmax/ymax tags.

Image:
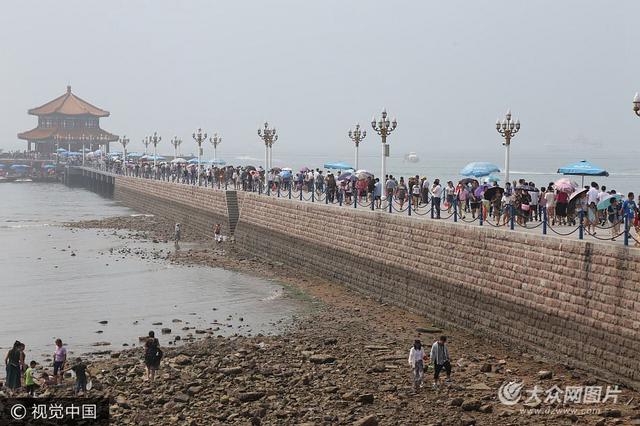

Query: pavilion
<box><xmin>18</xmin><ymin>86</ymin><xmax>118</xmax><ymax>154</ymax></box>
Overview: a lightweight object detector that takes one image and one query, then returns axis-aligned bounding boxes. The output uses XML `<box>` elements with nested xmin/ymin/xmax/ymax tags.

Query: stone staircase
<box><xmin>225</xmin><ymin>191</ymin><xmax>240</xmax><ymax>236</ymax></box>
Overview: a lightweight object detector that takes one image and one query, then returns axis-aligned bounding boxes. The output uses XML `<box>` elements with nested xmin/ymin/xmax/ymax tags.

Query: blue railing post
<box><xmin>312</xmin><ymin>189</ymin><xmax>315</xmax><ymax>202</ymax></box>
<box><xmin>289</xmin><ymin>185</ymin><xmax>292</xmax><ymax>199</ymax></box>
<box><xmin>430</xmin><ymin>201</ymin><xmax>434</xmax><ymax>219</ymax></box>
<box><xmin>408</xmin><ymin>198</ymin><xmax>411</xmax><ymax>216</ymax></box>
<box><xmin>388</xmin><ymin>195</ymin><xmax>392</xmax><ymax>213</ymax></box>
<box><xmin>371</xmin><ymin>195</ymin><xmax>375</xmax><ymax>211</ymax></box>
<box><xmin>354</xmin><ymin>193</ymin><xmax>357</xmax><ymax>209</ymax></box>
<box><xmin>479</xmin><ymin>206</ymin><xmax>483</xmax><ymax>226</ymax></box>
<box><xmin>277</xmin><ymin>186</ymin><xmax>280</xmax><ymax>197</ymax></box>
<box><xmin>299</xmin><ymin>188</ymin><xmax>303</xmax><ymax>201</ymax></box>
<box><xmin>325</xmin><ymin>188</ymin><xmax>329</xmax><ymax>204</ymax></box>
<box><xmin>510</xmin><ymin>205</ymin><xmax>515</xmax><ymax>230</ymax></box>
<box><xmin>453</xmin><ymin>199</ymin><xmax>457</xmax><ymax>222</ymax></box>
<box><xmin>225</xmin><ymin>181</ymin><xmax>228</xmax><ymax>190</ymax></box>
<box><xmin>624</xmin><ymin>215</ymin><xmax>629</xmax><ymax>246</ymax></box>
<box><xmin>339</xmin><ymin>191</ymin><xmax>343</xmax><ymax>206</ymax></box>
<box><xmin>579</xmin><ymin>210</ymin><xmax>584</xmax><ymax>240</ymax></box>
<box><xmin>543</xmin><ymin>207</ymin><xmax>547</xmax><ymax>235</ymax></box>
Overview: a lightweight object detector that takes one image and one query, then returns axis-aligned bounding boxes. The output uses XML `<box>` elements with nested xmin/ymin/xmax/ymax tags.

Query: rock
<box><xmin>461</xmin><ymin>399</ymin><xmax>481</xmax><ymax>412</ymax></box>
<box><xmin>466</xmin><ymin>383</ymin><xmax>492</xmax><ymax>391</ymax></box>
<box><xmin>354</xmin><ymin>415</ymin><xmax>379</xmax><ymax>426</ymax></box>
<box><xmin>480</xmin><ymin>363</ymin><xmax>492</xmax><ymax>372</ymax></box>
<box><xmin>161</xmin><ymin>328</ymin><xmax>172</xmax><ymax>334</ymax></box>
<box><xmin>91</xmin><ymin>341</ymin><xmax>111</xmax><ymax>347</ymax></box>
<box><xmin>173</xmin><ymin>354</ymin><xmax>191</xmax><ymax>366</ymax></box>
<box><xmin>356</xmin><ymin>394</ymin><xmax>374</xmax><ymax>404</ymax></box>
<box><xmin>479</xmin><ymin>404</ymin><xmax>493</xmax><ymax>413</ymax></box>
<box><xmin>460</xmin><ymin>415</ymin><xmax>476</xmax><ymax>426</ymax></box>
<box><xmin>450</xmin><ymin>397</ymin><xmax>464</xmax><ymax>407</ymax></box>
<box><xmin>594</xmin><ymin>420</ymin><xmax>606</xmax><ymax>426</ymax></box>
<box><xmin>416</xmin><ymin>326</ymin><xmax>442</xmax><ymax>334</ymax></box>
<box><xmin>173</xmin><ymin>392</ymin><xmax>190</xmax><ymax>403</ymax></box>
<box><xmin>186</xmin><ymin>386</ymin><xmax>202</xmax><ymax>396</ymax></box>
<box><xmin>538</xmin><ymin>370</ymin><xmax>553</xmax><ymax>380</ymax></box>
<box><xmin>324</xmin><ymin>338</ymin><xmax>338</xmax><ymax>345</ymax></box>
<box><xmin>238</xmin><ymin>392</ymin><xmax>265</xmax><ymax>402</ymax></box>
<box><xmin>309</xmin><ymin>354</ymin><xmax>336</xmax><ymax>364</ymax></box>
<box><xmin>110</xmin><ymin>352</ymin><xmax>121</xmax><ymax>359</ymax></box>
<box><xmin>152</xmin><ymin>322</ymin><xmax>162</xmax><ymax>326</ymax></box>
<box><xmin>220</xmin><ymin>366</ymin><xmax>242</xmax><ymax>375</ymax></box>
<box><xmin>98</xmin><ymin>320</ymin><xmax>108</xmax><ymax>325</ymax></box>
<box><xmin>602</xmin><ymin>409</ymin><xmax>622</xmax><ymax>418</ymax></box>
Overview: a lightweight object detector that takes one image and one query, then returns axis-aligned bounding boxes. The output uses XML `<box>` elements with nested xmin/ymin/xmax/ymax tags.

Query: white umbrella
<box><xmin>171</xmin><ymin>158</ymin><xmax>187</xmax><ymax>164</ymax></box>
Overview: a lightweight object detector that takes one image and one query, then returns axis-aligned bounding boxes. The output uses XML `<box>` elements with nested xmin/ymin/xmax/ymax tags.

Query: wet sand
<box><xmin>9</xmin><ymin>215</ymin><xmax>639</xmax><ymax>425</ymax></box>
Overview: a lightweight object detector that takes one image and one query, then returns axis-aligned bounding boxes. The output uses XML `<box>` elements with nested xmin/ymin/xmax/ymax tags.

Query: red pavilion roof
<box><xmin>18</xmin><ymin>126</ymin><xmax>118</xmax><ymax>142</ymax></box>
<box><xmin>28</xmin><ymin>86</ymin><xmax>110</xmax><ymax>117</ymax></box>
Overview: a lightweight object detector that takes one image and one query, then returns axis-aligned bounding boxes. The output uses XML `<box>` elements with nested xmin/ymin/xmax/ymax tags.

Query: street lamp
<box><xmin>258</xmin><ymin>122</ymin><xmax>278</xmax><ymax>171</ymax></box>
<box><xmin>120</xmin><ymin>135</ymin><xmax>130</xmax><ymax>174</ymax></box>
<box><xmin>209</xmin><ymin>133</ymin><xmax>222</xmax><ymax>162</ymax></box>
<box><xmin>496</xmin><ymin>109</ymin><xmax>521</xmax><ymax>184</ymax></box>
<box><xmin>170</xmin><ymin>136</ymin><xmax>181</xmax><ymax>159</ymax></box>
<box><xmin>148</xmin><ymin>132</ymin><xmax>161</xmax><ymax>169</ymax></box>
<box><xmin>371</xmin><ymin>109</ymin><xmax>397</xmax><ymax>184</ymax></box>
<box><xmin>192</xmin><ymin>128</ymin><xmax>207</xmax><ymax>186</ymax></box>
<box><xmin>348</xmin><ymin>123</ymin><xmax>366</xmax><ymax>170</ymax></box>
<box><xmin>633</xmin><ymin>92</ymin><xmax>640</xmax><ymax>117</ymax></box>
<box><xmin>143</xmin><ymin>137</ymin><xmax>150</xmax><ymax>155</ymax></box>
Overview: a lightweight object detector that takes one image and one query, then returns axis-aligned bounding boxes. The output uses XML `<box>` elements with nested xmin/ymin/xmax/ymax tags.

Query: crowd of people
<box><xmin>2</xmin><ymin>334</ymin><xmax>162</xmax><ymax>397</ymax></box>
<box><xmin>84</xmin><ymin>158</ymin><xmax>640</xmax><ymax>244</ymax></box>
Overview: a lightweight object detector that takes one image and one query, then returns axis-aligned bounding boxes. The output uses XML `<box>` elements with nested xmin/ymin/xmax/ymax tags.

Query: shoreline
<box><xmin>6</xmin><ymin>215</ymin><xmax>638</xmax><ymax>425</ymax></box>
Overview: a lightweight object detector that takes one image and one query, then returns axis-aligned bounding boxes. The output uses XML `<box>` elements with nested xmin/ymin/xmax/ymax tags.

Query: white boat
<box><xmin>404</xmin><ymin>152</ymin><xmax>420</xmax><ymax>163</ymax></box>
<box><xmin>14</xmin><ymin>178</ymin><xmax>33</xmax><ymax>182</ymax></box>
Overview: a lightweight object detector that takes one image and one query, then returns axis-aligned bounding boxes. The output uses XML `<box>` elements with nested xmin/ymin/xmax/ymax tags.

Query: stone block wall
<box><xmin>110</xmin><ymin>176</ymin><xmax>640</xmax><ymax>389</ymax></box>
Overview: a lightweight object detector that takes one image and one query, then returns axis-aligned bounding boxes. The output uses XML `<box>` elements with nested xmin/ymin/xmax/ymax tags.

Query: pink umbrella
<box><xmin>554</xmin><ymin>178</ymin><xmax>576</xmax><ymax>193</ymax></box>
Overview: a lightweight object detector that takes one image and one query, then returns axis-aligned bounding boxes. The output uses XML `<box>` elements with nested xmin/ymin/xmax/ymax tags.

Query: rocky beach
<box><xmin>7</xmin><ymin>215</ymin><xmax>638</xmax><ymax>425</ymax></box>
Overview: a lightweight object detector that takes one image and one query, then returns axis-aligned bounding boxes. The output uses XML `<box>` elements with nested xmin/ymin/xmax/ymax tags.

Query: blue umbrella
<box><xmin>483</xmin><ymin>174</ymin><xmax>500</xmax><ymax>183</ymax></box>
<box><xmin>337</xmin><ymin>172</ymin><xmax>353</xmax><ymax>181</ymax></box>
<box><xmin>10</xmin><ymin>164</ymin><xmax>30</xmax><ymax>170</ymax></box>
<box><xmin>324</xmin><ymin>162</ymin><xmax>354</xmax><ymax>170</ymax></box>
<box><xmin>557</xmin><ymin>160</ymin><xmax>609</xmax><ymax>186</ymax></box>
<box><xmin>208</xmin><ymin>159</ymin><xmax>226</xmax><ymax>166</ymax></box>
<box><xmin>597</xmin><ymin>194</ymin><xmax>623</xmax><ymax>211</ymax></box>
<box><xmin>460</xmin><ymin>162</ymin><xmax>501</xmax><ymax>177</ymax></box>
<box><xmin>0</xmin><ymin>164</ymin><xmax>5</xmax><ymax>169</ymax></box>
<box><xmin>279</xmin><ymin>170</ymin><xmax>292</xmax><ymax>179</ymax></box>
<box><xmin>56</xmin><ymin>148</ymin><xmax>67</xmax><ymax>153</ymax></box>
<box><xmin>127</xmin><ymin>152</ymin><xmax>144</xmax><ymax>158</ymax></box>
<box><xmin>43</xmin><ymin>164</ymin><xmax>56</xmax><ymax>169</ymax></box>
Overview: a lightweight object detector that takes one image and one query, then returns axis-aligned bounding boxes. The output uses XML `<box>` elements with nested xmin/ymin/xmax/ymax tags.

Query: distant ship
<box><xmin>404</xmin><ymin>152</ymin><xmax>420</xmax><ymax>163</ymax></box>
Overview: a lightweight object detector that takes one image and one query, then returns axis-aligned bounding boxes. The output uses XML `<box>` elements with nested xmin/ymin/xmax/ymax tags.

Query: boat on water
<box><xmin>0</xmin><ymin>176</ymin><xmax>17</xmax><ymax>183</ymax></box>
<box><xmin>404</xmin><ymin>152</ymin><xmax>420</xmax><ymax>163</ymax></box>
<box><xmin>13</xmin><ymin>178</ymin><xmax>34</xmax><ymax>182</ymax></box>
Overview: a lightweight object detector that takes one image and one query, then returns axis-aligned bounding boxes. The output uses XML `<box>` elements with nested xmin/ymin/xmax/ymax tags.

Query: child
<box><xmin>214</xmin><ymin>223</ymin><xmax>222</xmax><ymax>243</ymax></box>
<box><xmin>586</xmin><ymin>201</ymin><xmax>597</xmax><ymax>235</ymax></box>
<box><xmin>39</xmin><ymin>372</ymin><xmax>57</xmax><ymax>388</ymax></box>
<box><xmin>24</xmin><ymin>361</ymin><xmax>38</xmax><ymax>396</ymax></box>
<box><xmin>66</xmin><ymin>357</ymin><xmax>90</xmax><ymax>395</ymax></box>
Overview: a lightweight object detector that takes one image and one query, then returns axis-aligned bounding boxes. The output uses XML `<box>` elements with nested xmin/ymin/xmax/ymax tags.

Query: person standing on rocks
<box><xmin>430</xmin><ymin>335</ymin><xmax>452</xmax><ymax>388</ymax></box>
<box><xmin>408</xmin><ymin>339</ymin><xmax>425</xmax><ymax>390</ymax></box>
<box><xmin>53</xmin><ymin>338</ymin><xmax>67</xmax><ymax>385</ymax></box>
<box><xmin>174</xmin><ymin>223</ymin><xmax>181</xmax><ymax>244</ymax></box>
<box><xmin>214</xmin><ymin>223</ymin><xmax>223</xmax><ymax>243</ymax></box>
<box><xmin>4</xmin><ymin>341</ymin><xmax>23</xmax><ymax>394</ymax></box>
<box><xmin>144</xmin><ymin>331</ymin><xmax>162</xmax><ymax>382</ymax></box>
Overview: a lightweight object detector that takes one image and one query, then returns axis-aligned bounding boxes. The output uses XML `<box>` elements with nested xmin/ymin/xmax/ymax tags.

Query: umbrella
<box><xmin>569</xmin><ymin>187</ymin><xmax>588</xmax><ymax>204</ymax></box>
<box><xmin>597</xmin><ymin>194</ymin><xmax>623</xmax><ymax>211</ymax></box>
<box><xmin>557</xmin><ymin>160</ymin><xmax>609</xmax><ymax>186</ymax></box>
<box><xmin>474</xmin><ymin>184</ymin><xmax>489</xmax><ymax>198</ymax></box>
<box><xmin>55</xmin><ymin>148</ymin><xmax>67</xmax><ymax>153</ymax></box>
<box><xmin>460</xmin><ymin>162</ymin><xmax>500</xmax><ymax>177</ymax></box>
<box><xmin>554</xmin><ymin>178</ymin><xmax>577</xmax><ymax>193</ymax></box>
<box><xmin>208</xmin><ymin>159</ymin><xmax>226</xmax><ymax>165</ymax></box>
<box><xmin>42</xmin><ymin>164</ymin><xmax>56</xmax><ymax>169</ymax></box>
<box><xmin>250</xmin><ymin>170</ymin><xmax>260</xmax><ymax>177</ymax></box>
<box><xmin>171</xmin><ymin>158</ymin><xmax>187</xmax><ymax>164</ymax></box>
<box><xmin>355</xmin><ymin>170</ymin><xmax>374</xmax><ymax>180</ymax></box>
<box><xmin>459</xmin><ymin>178</ymin><xmax>479</xmax><ymax>186</ymax></box>
<box><xmin>282</xmin><ymin>167</ymin><xmax>292</xmax><ymax>172</ymax></box>
<box><xmin>127</xmin><ymin>152</ymin><xmax>144</xmax><ymax>158</ymax></box>
<box><xmin>271</xmin><ymin>167</ymin><xmax>282</xmax><ymax>173</ymax></box>
<box><xmin>300</xmin><ymin>166</ymin><xmax>310</xmax><ymax>172</ymax></box>
<box><xmin>484</xmin><ymin>186</ymin><xmax>504</xmax><ymax>201</ymax></box>
<box><xmin>279</xmin><ymin>170</ymin><xmax>292</xmax><ymax>178</ymax></box>
<box><xmin>516</xmin><ymin>184</ymin><xmax>536</xmax><ymax>191</ymax></box>
<box><xmin>337</xmin><ymin>172</ymin><xmax>352</xmax><ymax>181</ymax></box>
<box><xmin>323</xmin><ymin>162</ymin><xmax>354</xmax><ymax>170</ymax></box>
<box><xmin>187</xmin><ymin>158</ymin><xmax>201</xmax><ymax>164</ymax></box>
<box><xmin>483</xmin><ymin>175</ymin><xmax>500</xmax><ymax>183</ymax></box>
<box><xmin>244</xmin><ymin>165</ymin><xmax>256</xmax><ymax>171</ymax></box>
<box><xmin>10</xmin><ymin>164</ymin><xmax>30</xmax><ymax>169</ymax></box>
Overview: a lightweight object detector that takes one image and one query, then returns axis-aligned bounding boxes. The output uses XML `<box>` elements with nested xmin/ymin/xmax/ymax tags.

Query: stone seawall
<box><xmin>112</xmin><ymin>176</ymin><xmax>640</xmax><ymax>389</ymax></box>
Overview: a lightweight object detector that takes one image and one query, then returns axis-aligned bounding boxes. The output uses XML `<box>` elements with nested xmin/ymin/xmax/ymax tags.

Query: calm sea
<box><xmin>0</xmin><ymin>183</ymin><xmax>300</xmax><ymax>371</ymax></box>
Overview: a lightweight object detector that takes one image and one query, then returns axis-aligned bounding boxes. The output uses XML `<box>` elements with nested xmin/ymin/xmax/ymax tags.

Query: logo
<box><xmin>498</xmin><ymin>381</ymin><xmax>524</xmax><ymax>406</ymax></box>
<box><xmin>10</xmin><ymin>404</ymin><xmax>26</xmax><ymax>420</ymax></box>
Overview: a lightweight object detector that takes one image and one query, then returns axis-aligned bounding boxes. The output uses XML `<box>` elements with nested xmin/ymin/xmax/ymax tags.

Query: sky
<box><xmin>1</xmin><ymin>0</ymin><xmax>639</xmax><ymax>171</ymax></box>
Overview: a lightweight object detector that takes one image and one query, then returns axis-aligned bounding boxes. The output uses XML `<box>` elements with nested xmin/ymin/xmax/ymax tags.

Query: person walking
<box><xmin>431</xmin><ymin>179</ymin><xmax>442</xmax><ymax>219</ymax></box>
<box><xmin>430</xmin><ymin>335</ymin><xmax>452</xmax><ymax>388</ymax></box>
<box><xmin>53</xmin><ymin>338</ymin><xmax>67</xmax><ymax>385</ymax></box>
<box><xmin>144</xmin><ymin>331</ymin><xmax>162</xmax><ymax>383</ymax></box>
<box><xmin>408</xmin><ymin>340</ymin><xmax>426</xmax><ymax>391</ymax></box>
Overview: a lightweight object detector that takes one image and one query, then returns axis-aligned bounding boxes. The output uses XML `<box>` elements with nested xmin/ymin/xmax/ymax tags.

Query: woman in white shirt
<box><xmin>407</xmin><ymin>340</ymin><xmax>426</xmax><ymax>390</ymax></box>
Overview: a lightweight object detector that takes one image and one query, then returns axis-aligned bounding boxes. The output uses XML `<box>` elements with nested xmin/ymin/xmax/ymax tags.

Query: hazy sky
<box><xmin>1</xmin><ymin>0</ymin><xmax>639</xmax><ymax>166</ymax></box>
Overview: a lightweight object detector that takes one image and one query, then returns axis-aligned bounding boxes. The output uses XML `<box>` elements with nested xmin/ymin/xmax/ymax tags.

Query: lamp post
<box><xmin>496</xmin><ymin>109</ymin><xmax>521</xmax><ymax>184</ymax></box>
<box><xmin>209</xmin><ymin>133</ymin><xmax>222</xmax><ymax>162</ymax></box>
<box><xmin>170</xmin><ymin>136</ymin><xmax>181</xmax><ymax>159</ymax></box>
<box><xmin>80</xmin><ymin>134</ymin><xmax>88</xmax><ymax>166</ymax></box>
<box><xmin>371</xmin><ymin>109</ymin><xmax>397</xmax><ymax>184</ymax></box>
<box><xmin>633</xmin><ymin>92</ymin><xmax>640</xmax><ymax>117</ymax></box>
<box><xmin>348</xmin><ymin>123</ymin><xmax>366</xmax><ymax>170</ymax></box>
<box><xmin>149</xmin><ymin>132</ymin><xmax>161</xmax><ymax>169</ymax></box>
<box><xmin>143</xmin><ymin>137</ymin><xmax>150</xmax><ymax>155</ymax></box>
<box><xmin>192</xmin><ymin>128</ymin><xmax>207</xmax><ymax>186</ymax></box>
<box><xmin>258</xmin><ymin>122</ymin><xmax>278</xmax><ymax>171</ymax></box>
<box><xmin>120</xmin><ymin>135</ymin><xmax>129</xmax><ymax>174</ymax></box>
